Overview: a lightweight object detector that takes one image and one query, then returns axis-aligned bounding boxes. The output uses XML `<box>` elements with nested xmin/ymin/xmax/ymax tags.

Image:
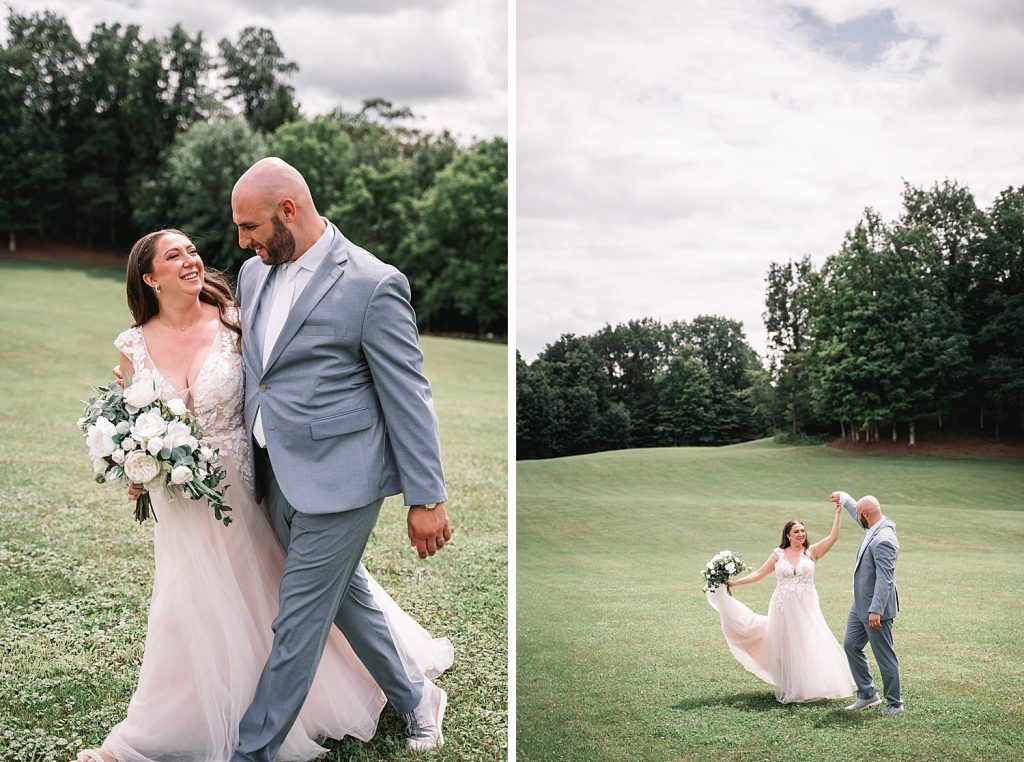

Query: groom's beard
<box><xmin>262</xmin><ymin>216</ymin><xmax>297</xmax><ymax>265</ymax></box>
<box><xmin>860</xmin><ymin>516</ymin><xmax>870</xmax><ymax>529</ymax></box>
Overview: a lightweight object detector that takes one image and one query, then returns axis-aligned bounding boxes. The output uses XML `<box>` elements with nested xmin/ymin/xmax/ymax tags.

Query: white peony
<box><xmin>147</xmin><ymin>436</ymin><xmax>165</xmax><ymax>456</ymax></box>
<box><xmin>163</xmin><ymin>421</ymin><xmax>198</xmax><ymax>452</ymax></box>
<box><xmin>123</xmin><ymin>376</ymin><xmax>159</xmax><ymax>411</ymax></box>
<box><xmin>111</xmin><ymin>449</ymin><xmax>125</xmax><ymax>464</ymax></box>
<box><xmin>123</xmin><ymin>450</ymin><xmax>161</xmax><ymax>484</ymax></box>
<box><xmin>725</xmin><ymin>562</ymin><xmax>736</xmax><ymax>574</ymax></box>
<box><xmin>198</xmin><ymin>446</ymin><xmax>213</xmax><ymax>462</ymax></box>
<box><xmin>132</xmin><ymin>409</ymin><xmax>167</xmax><ymax>442</ymax></box>
<box><xmin>92</xmin><ymin>457</ymin><xmax>108</xmax><ymax>475</ymax></box>
<box><xmin>86</xmin><ymin>417</ymin><xmax>118</xmax><ymax>459</ymax></box>
<box><xmin>167</xmin><ymin>398</ymin><xmax>188</xmax><ymax>417</ymax></box>
<box><xmin>170</xmin><ymin>465</ymin><xmax>193</xmax><ymax>485</ymax></box>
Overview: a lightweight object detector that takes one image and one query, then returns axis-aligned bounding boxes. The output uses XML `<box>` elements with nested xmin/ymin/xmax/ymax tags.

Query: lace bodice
<box><xmin>114</xmin><ymin>315</ymin><xmax>252</xmax><ymax>491</ymax></box>
<box><xmin>773</xmin><ymin>548</ymin><xmax>816</xmax><ymax>610</ymax></box>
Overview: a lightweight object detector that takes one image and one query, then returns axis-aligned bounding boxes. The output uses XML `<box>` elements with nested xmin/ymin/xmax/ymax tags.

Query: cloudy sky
<box><xmin>517</xmin><ymin>0</ymin><xmax>1024</xmax><ymax>361</ymax></box>
<box><xmin>2</xmin><ymin>0</ymin><xmax>507</xmax><ymax>142</ymax></box>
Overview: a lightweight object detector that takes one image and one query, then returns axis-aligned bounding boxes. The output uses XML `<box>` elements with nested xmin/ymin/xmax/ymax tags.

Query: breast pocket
<box><xmin>298</xmin><ymin>324</ymin><xmax>348</xmax><ymax>336</ymax></box>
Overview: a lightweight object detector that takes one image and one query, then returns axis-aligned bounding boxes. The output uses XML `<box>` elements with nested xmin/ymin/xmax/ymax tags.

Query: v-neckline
<box><xmin>782</xmin><ymin>550</ymin><xmax>808</xmax><ymax>575</ymax></box>
<box><xmin>138</xmin><ymin>322</ymin><xmax>222</xmax><ymax>399</ymax></box>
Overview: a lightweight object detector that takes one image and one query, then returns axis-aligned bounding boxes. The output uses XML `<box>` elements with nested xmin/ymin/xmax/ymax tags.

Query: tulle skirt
<box><xmin>101</xmin><ymin>454</ymin><xmax>453</xmax><ymax>762</ymax></box>
<box><xmin>707</xmin><ymin>585</ymin><xmax>854</xmax><ymax>703</ymax></box>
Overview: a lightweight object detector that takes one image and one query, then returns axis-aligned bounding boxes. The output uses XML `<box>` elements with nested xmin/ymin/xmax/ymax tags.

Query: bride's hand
<box><xmin>127</xmin><ymin>482</ymin><xmax>145</xmax><ymax>500</ymax></box>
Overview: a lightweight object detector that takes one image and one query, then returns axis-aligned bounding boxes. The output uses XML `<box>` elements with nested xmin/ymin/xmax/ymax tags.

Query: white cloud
<box><xmin>2</xmin><ymin>0</ymin><xmax>506</xmax><ymax>142</ymax></box>
<box><xmin>517</xmin><ymin>0</ymin><xmax>1024</xmax><ymax>361</ymax></box>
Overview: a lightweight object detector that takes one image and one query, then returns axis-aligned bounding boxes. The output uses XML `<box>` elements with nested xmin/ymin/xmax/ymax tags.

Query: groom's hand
<box><xmin>868</xmin><ymin>612</ymin><xmax>881</xmax><ymax>629</ymax></box>
<box><xmin>408</xmin><ymin>502</ymin><xmax>453</xmax><ymax>559</ymax></box>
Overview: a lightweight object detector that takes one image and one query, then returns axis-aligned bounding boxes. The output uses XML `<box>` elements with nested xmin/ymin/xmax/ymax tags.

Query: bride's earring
<box><xmin>153</xmin><ymin>283</ymin><xmax>161</xmax><ymax>294</ymax></box>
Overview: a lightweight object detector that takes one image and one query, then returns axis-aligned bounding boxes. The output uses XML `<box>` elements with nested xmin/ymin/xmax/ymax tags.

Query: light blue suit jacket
<box><xmin>236</xmin><ymin>223</ymin><xmax>447</xmax><ymax>513</ymax></box>
<box><xmin>839</xmin><ymin>492</ymin><xmax>900</xmax><ymax>621</ymax></box>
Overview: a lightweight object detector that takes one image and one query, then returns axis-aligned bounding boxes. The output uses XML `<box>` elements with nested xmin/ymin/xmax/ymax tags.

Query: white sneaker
<box><xmin>403</xmin><ymin>680</ymin><xmax>447</xmax><ymax>752</ymax></box>
<box><xmin>845</xmin><ymin>695</ymin><xmax>882</xmax><ymax>711</ymax></box>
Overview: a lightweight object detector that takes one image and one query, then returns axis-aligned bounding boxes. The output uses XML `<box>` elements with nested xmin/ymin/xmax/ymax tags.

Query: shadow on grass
<box><xmin>672</xmin><ymin>692</ymin><xmax>875</xmax><ymax>727</ymax></box>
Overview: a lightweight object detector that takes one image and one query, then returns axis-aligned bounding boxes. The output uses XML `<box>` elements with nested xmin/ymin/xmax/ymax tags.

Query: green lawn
<box><xmin>0</xmin><ymin>258</ymin><xmax>508</xmax><ymax>761</ymax></box>
<box><xmin>517</xmin><ymin>440</ymin><xmax>1024</xmax><ymax>761</ymax></box>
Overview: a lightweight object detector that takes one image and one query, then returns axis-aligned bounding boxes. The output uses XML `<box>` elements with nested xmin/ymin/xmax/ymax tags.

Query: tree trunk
<box><xmin>938</xmin><ymin>410</ymin><xmax>943</xmax><ymax>429</ymax></box>
<box><xmin>909</xmin><ymin>420</ymin><xmax>916</xmax><ymax>446</ymax></box>
<box><xmin>7</xmin><ymin>230</ymin><xmax>14</xmax><ymax>252</ymax></box>
<box><xmin>892</xmin><ymin>423</ymin><xmax>897</xmax><ymax>442</ymax></box>
<box><xmin>980</xmin><ymin>404</ymin><xmax>984</xmax><ymax>430</ymax></box>
<box><xmin>840</xmin><ymin>420</ymin><xmax>846</xmax><ymax>440</ymax></box>
<box><xmin>791</xmin><ymin>404</ymin><xmax>797</xmax><ymax>436</ymax></box>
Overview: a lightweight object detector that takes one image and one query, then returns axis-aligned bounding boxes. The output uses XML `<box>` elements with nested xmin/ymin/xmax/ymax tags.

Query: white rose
<box><xmin>147</xmin><ymin>436</ymin><xmax>165</xmax><ymax>456</ymax></box>
<box><xmin>131</xmin><ymin>409</ymin><xmax>167</xmax><ymax>441</ymax></box>
<box><xmin>725</xmin><ymin>562</ymin><xmax>736</xmax><ymax>574</ymax></box>
<box><xmin>170</xmin><ymin>465</ymin><xmax>193</xmax><ymax>485</ymax></box>
<box><xmin>111</xmin><ymin>449</ymin><xmax>125</xmax><ymax>464</ymax></box>
<box><xmin>163</xmin><ymin>421</ymin><xmax>197</xmax><ymax>452</ymax></box>
<box><xmin>123</xmin><ymin>450</ymin><xmax>161</xmax><ymax>484</ymax></box>
<box><xmin>198</xmin><ymin>446</ymin><xmax>213</xmax><ymax>462</ymax></box>
<box><xmin>123</xmin><ymin>377</ymin><xmax>159</xmax><ymax>410</ymax></box>
<box><xmin>167</xmin><ymin>398</ymin><xmax>188</xmax><ymax>417</ymax></box>
<box><xmin>86</xmin><ymin>417</ymin><xmax>118</xmax><ymax>459</ymax></box>
<box><xmin>122</xmin><ymin>437</ymin><xmax>138</xmax><ymax>451</ymax></box>
<box><xmin>706</xmin><ymin>562</ymin><xmax>715</xmax><ymax>570</ymax></box>
<box><xmin>92</xmin><ymin>457</ymin><xmax>108</xmax><ymax>475</ymax></box>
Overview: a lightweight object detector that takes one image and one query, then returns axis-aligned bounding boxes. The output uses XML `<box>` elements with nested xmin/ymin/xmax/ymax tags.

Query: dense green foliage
<box><xmin>517</xmin><ymin>316</ymin><xmax>771</xmax><ymax>459</ymax></box>
<box><xmin>517</xmin><ymin>442</ymin><xmax>1024</xmax><ymax>761</ymax></box>
<box><xmin>518</xmin><ymin>179</ymin><xmax>1022</xmax><ymax>459</ymax></box>
<box><xmin>0</xmin><ymin>259</ymin><xmax>507</xmax><ymax>760</ymax></box>
<box><xmin>0</xmin><ymin>9</ymin><xmax>507</xmax><ymax>335</ymax></box>
<box><xmin>765</xmin><ymin>181</ymin><xmax>1024</xmax><ymax>443</ymax></box>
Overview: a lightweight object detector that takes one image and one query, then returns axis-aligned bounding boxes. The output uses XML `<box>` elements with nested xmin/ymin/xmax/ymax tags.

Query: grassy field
<box><xmin>0</xmin><ymin>258</ymin><xmax>507</xmax><ymax>761</ymax></box>
<box><xmin>517</xmin><ymin>440</ymin><xmax>1024</xmax><ymax>761</ymax></box>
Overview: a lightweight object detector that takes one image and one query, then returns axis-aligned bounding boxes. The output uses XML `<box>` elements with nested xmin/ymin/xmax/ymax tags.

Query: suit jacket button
<box><xmin>259</xmin><ymin>384</ymin><xmax>268</xmax><ymax>392</ymax></box>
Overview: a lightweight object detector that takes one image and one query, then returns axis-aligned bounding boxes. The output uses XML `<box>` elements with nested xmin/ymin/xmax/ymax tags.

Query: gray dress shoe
<box><xmin>882</xmin><ymin>704</ymin><xmax>905</xmax><ymax>716</ymax></box>
<box><xmin>845</xmin><ymin>695</ymin><xmax>882</xmax><ymax>711</ymax></box>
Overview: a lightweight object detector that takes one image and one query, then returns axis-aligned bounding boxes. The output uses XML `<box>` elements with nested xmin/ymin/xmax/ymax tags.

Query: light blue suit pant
<box><xmin>844</xmin><ymin>610</ymin><xmax>902</xmax><ymax>708</ymax></box>
<box><xmin>231</xmin><ymin>446</ymin><xmax>424</xmax><ymax>762</ymax></box>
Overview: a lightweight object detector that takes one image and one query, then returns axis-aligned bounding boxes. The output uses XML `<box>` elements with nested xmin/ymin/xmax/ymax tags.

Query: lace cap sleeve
<box><xmin>114</xmin><ymin>327</ymin><xmax>145</xmax><ymax>369</ymax></box>
<box><xmin>773</xmin><ymin>547</ymin><xmax>784</xmax><ymax>557</ymax></box>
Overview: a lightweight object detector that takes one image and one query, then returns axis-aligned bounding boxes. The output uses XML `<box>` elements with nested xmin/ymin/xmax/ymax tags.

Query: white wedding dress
<box><xmin>101</xmin><ymin>322</ymin><xmax>454</xmax><ymax>762</ymax></box>
<box><xmin>707</xmin><ymin>548</ymin><xmax>854</xmax><ymax>703</ymax></box>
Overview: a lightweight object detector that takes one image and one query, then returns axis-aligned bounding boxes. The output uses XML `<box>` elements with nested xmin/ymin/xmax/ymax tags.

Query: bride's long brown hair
<box><xmin>126</xmin><ymin>229</ymin><xmax>241</xmax><ymax>343</ymax></box>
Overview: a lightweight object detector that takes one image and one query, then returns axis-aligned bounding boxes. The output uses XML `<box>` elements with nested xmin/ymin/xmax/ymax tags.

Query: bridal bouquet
<box><xmin>79</xmin><ymin>372</ymin><xmax>232</xmax><ymax>526</ymax></box>
<box><xmin>702</xmin><ymin>550</ymin><xmax>748</xmax><ymax>593</ymax></box>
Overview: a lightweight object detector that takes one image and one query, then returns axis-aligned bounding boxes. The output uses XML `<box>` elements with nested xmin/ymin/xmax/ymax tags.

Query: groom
<box><xmin>831</xmin><ymin>491</ymin><xmax>903</xmax><ymax>715</ymax></box>
<box><xmin>231</xmin><ymin>157</ymin><xmax>452</xmax><ymax>760</ymax></box>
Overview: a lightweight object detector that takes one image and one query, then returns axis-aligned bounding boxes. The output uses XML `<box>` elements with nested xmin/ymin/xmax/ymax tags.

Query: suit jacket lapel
<box><xmin>261</xmin><ymin>232</ymin><xmax>348</xmax><ymax>373</ymax></box>
<box><xmin>243</xmin><ymin>262</ymin><xmax>275</xmax><ymax>379</ymax></box>
<box><xmin>855</xmin><ymin>519</ymin><xmax>889</xmax><ymax>570</ymax></box>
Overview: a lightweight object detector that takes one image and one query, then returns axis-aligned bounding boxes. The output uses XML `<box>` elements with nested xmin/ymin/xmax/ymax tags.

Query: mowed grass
<box><xmin>517</xmin><ymin>440</ymin><xmax>1024</xmax><ymax>761</ymax></box>
<box><xmin>0</xmin><ymin>258</ymin><xmax>507</xmax><ymax>761</ymax></box>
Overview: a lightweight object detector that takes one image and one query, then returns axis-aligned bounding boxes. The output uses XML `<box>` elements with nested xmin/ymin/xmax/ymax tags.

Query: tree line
<box><xmin>766</xmin><ymin>180</ymin><xmax>1023</xmax><ymax>445</ymax></box>
<box><xmin>517</xmin><ymin>316</ymin><xmax>773</xmax><ymax>459</ymax></box>
<box><xmin>517</xmin><ymin>179</ymin><xmax>1023</xmax><ymax>460</ymax></box>
<box><xmin>0</xmin><ymin>9</ymin><xmax>506</xmax><ymax>336</ymax></box>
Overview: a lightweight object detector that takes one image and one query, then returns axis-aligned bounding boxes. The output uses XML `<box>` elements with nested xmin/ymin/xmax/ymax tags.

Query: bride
<box><xmin>706</xmin><ymin>502</ymin><xmax>854</xmax><ymax>703</ymax></box>
<box><xmin>76</xmin><ymin>229</ymin><xmax>453</xmax><ymax>762</ymax></box>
